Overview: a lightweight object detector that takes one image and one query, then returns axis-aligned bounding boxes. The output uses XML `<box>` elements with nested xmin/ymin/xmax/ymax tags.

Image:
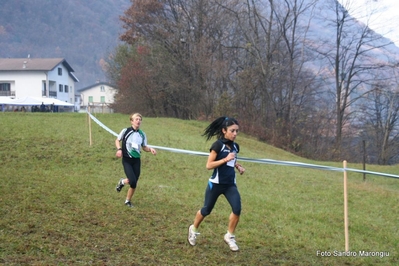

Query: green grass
<box><xmin>0</xmin><ymin>112</ymin><xmax>398</xmax><ymax>265</ymax></box>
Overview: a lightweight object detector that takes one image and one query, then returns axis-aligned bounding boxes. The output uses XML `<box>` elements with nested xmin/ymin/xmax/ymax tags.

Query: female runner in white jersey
<box><xmin>114</xmin><ymin>113</ymin><xmax>157</xmax><ymax>207</ymax></box>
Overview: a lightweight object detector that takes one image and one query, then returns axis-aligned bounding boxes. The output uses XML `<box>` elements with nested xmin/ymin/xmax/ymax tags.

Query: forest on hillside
<box><xmin>2</xmin><ymin>0</ymin><xmax>399</xmax><ymax>165</ymax></box>
<box><xmin>0</xmin><ymin>0</ymin><xmax>130</xmax><ymax>89</ymax></box>
<box><xmin>105</xmin><ymin>0</ymin><xmax>399</xmax><ymax>165</ymax></box>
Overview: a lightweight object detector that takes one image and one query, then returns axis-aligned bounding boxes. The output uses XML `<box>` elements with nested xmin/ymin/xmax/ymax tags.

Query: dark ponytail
<box><xmin>202</xmin><ymin>116</ymin><xmax>239</xmax><ymax>141</ymax></box>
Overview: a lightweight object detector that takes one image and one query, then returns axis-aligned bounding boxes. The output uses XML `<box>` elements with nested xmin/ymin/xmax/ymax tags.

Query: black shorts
<box><xmin>200</xmin><ymin>181</ymin><xmax>241</xmax><ymax>216</ymax></box>
<box><xmin>122</xmin><ymin>157</ymin><xmax>141</xmax><ymax>188</ymax></box>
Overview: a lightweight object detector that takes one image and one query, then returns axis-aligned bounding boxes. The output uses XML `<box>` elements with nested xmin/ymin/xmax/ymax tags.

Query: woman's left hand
<box><xmin>150</xmin><ymin>147</ymin><xmax>157</xmax><ymax>155</ymax></box>
<box><xmin>235</xmin><ymin>163</ymin><xmax>245</xmax><ymax>175</ymax></box>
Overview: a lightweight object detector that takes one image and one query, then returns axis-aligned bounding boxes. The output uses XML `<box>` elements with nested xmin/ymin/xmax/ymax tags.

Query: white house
<box><xmin>78</xmin><ymin>82</ymin><xmax>117</xmax><ymax>113</ymax></box>
<box><xmin>0</xmin><ymin>58</ymin><xmax>79</xmax><ymax>105</ymax></box>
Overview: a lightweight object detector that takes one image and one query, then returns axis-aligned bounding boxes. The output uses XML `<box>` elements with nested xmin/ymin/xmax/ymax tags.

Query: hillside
<box><xmin>1</xmin><ymin>112</ymin><xmax>398</xmax><ymax>265</ymax></box>
<box><xmin>0</xmin><ymin>0</ymin><xmax>130</xmax><ymax>89</ymax></box>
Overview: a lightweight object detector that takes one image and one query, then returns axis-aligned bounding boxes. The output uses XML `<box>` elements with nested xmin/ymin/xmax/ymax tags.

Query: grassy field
<box><xmin>0</xmin><ymin>112</ymin><xmax>398</xmax><ymax>265</ymax></box>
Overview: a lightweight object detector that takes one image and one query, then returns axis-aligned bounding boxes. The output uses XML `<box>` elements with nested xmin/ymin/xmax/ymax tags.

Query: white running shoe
<box><xmin>224</xmin><ymin>232</ymin><xmax>239</xmax><ymax>251</ymax></box>
<box><xmin>187</xmin><ymin>225</ymin><xmax>200</xmax><ymax>246</ymax></box>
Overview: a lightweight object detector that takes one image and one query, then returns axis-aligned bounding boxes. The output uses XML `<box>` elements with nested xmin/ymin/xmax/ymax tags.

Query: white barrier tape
<box><xmin>345</xmin><ymin>168</ymin><xmax>399</xmax><ymax>179</ymax></box>
<box><xmin>87</xmin><ymin>111</ymin><xmax>399</xmax><ymax>179</ymax></box>
<box><xmin>238</xmin><ymin>157</ymin><xmax>399</xmax><ymax>179</ymax></box>
<box><xmin>88</xmin><ymin>113</ymin><xmax>119</xmax><ymax>137</ymax></box>
<box><xmin>150</xmin><ymin>145</ymin><xmax>208</xmax><ymax>157</ymax></box>
<box><xmin>238</xmin><ymin>157</ymin><xmax>343</xmax><ymax>172</ymax></box>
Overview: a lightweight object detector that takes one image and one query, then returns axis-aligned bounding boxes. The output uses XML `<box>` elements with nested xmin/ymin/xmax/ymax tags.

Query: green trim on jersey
<box><xmin>122</xmin><ymin>128</ymin><xmax>146</xmax><ymax>159</ymax></box>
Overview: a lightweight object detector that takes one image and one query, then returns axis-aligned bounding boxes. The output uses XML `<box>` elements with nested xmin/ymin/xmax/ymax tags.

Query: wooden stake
<box><xmin>88</xmin><ymin>106</ymin><xmax>92</xmax><ymax>146</ymax></box>
<box><xmin>343</xmin><ymin>160</ymin><xmax>349</xmax><ymax>251</ymax></box>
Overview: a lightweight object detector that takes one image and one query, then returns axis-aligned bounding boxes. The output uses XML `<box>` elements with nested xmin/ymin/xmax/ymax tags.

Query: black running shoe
<box><xmin>125</xmin><ymin>201</ymin><xmax>133</xmax><ymax>207</ymax></box>
<box><xmin>116</xmin><ymin>178</ymin><xmax>124</xmax><ymax>192</ymax></box>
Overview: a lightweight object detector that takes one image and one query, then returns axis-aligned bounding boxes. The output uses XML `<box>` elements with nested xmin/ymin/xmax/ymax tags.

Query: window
<box><xmin>101</xmin><ymin>96</ymin><xmax>105</xmax><ymax>103</ymax></box>
<box><xmin>100</xmin><ymin>85</ymin><xmax>105</xmax><ymax>92</ymax></box>
<box><xmin>88</xmin><ymin>96</ymin><xmax>93</xmax><ymax>103</ymax></box>
<box><xmin>0</xmin><ymin>83</ymin><xmax>10</xmax><ymax>91</ymax></box>
<box><xmin>64</xmin><ymin>85</ymin><xmax>68</xmax><ymax>93</ymax></box>
<box><xmin>59</xmin><ymin>84</ymin><xmax>63</xmax><ymax>92</ymax></box>
<box><xmin>0</xmin><ymin>83</ymin><xmax>11</xmax><ymax>96</ymax></box>
<box><xmin>42</xmin><ymin>82</ymin><xmax>46</xmax><ymax>97</ymax></box>
<box><xmin>58</xmin><ymin>67</ymin><xmax>62</xmax><ymax>75</ymax></box>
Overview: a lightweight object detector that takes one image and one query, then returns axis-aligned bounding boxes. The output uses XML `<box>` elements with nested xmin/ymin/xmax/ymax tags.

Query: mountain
<box><xmin>338</xmin><ymin>0</ymin><xmax>399</xmax><ymax>47</ymax></box>
<box><xmin>309</xmin><ymin>0</ymin><xmax>399</xmax><ymax>82</ymax></box>
<box><xmin>0</xmin><ymin>0</ymin><xmax>130</xmax><ymax>90</ymax></box>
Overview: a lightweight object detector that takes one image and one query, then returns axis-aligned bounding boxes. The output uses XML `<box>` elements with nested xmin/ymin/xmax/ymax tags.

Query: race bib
<box><xmin>131</xmin><ymin>142</ymin><xmax>139</xmax><ymax>149</ymax></box>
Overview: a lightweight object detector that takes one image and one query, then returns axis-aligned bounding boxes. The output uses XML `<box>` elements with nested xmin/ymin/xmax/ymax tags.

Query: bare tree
<box><xmin>269</xmin><ymin>0</ymin><xmax>319</xmax><ymax>148</ymax></box>
<box><xmin>113</xmin><ymin>0</ymin><xmax>242</xmax><ymax>119</ymax></box>
<box><xmin>358</xmin><ymin>70</ymin><xmax>399</xmax><ymax>164</ymax></box>
<box><xmin>315</xmin><ymin>0</ymin><xmax>394</xmax><ymax>158</ymax></box>
<box><xmin>217</xmin><ymin>0</ymin><xmax>319</xmax><ymax>149</ymax></box>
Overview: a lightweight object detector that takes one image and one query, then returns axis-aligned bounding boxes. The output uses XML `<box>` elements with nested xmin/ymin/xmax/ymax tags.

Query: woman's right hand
<box><xmin>225</xmin><ymin>152</ymin><xmax>236</xmax><ymax>162</ymax></box>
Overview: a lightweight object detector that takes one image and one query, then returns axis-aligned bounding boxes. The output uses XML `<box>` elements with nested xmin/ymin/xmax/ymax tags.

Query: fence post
<box><xmin>362</xmin><ymin>140</ymin><xmax>366</xmax><ymax>181</ymax></box>
<box><xmin>88</xmin><ymin>106</ymin><xmax>92</xmax><ymax>146</ymax></box>
<box><xmin>343</xmin><ymin>160</ymin><xmax>349</xmax><ymax>252</ymax></box>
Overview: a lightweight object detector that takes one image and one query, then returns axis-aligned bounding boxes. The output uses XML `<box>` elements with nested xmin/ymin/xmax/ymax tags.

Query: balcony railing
<box><xmin>0</xmin><ymin>91</ymin><xmax>15</xmax><ymax>97</ymax></box>
<box><xmin>42</xmin><ymin>91</ymin><xmax>57</xmax><ymax>97</ymax></box>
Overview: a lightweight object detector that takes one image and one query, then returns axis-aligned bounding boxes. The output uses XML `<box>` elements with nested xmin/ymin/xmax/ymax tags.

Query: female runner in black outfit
<box><xmin>188</xmin><ymin>116</ymin><xmax>245</xmax><ymax>251</ymax></box>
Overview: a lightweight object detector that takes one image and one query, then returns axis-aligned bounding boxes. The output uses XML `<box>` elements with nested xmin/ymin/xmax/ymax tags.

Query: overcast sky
<box><xmin>337</xmin><ymin>0</ymin><xmax>399</xmax><ymax>47</ymax></box>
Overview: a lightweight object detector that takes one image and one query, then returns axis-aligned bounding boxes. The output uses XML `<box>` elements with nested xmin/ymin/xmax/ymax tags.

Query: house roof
<box><xmin>78</xmin><ymin>82</ymin><xmax>115</xmax><ymax>92</ymax></box>
<box><xmin>0</xmin><ymin>58</ymin><xmax>79</xmax><ymax>82</ymax></box>
<box><xmin>0</xmin><ymin>58</ymin><xmax>72</xmax><ymax>71</ymax></box>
